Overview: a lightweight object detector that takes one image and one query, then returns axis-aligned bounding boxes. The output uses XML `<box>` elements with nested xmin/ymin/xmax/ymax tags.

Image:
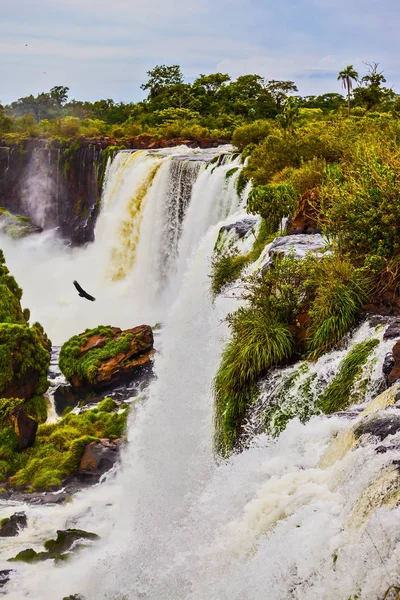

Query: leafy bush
<box><xmin>247</xmin><ymin>183</ymin><xmax>299</xmax><ymax>232</ymax></box>
<box><xmin>232</xmin><ymin>120</ymin><xmax>272</xmax><ymax>152</ymax></box>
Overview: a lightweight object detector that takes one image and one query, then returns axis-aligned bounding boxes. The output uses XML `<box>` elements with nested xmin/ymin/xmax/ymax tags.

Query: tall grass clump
<box><xmin>214</xmin><ymin>309</ymin><xmax>294</xmax><ymax>455</ymax></box>
<box><xmin>213</xmin><ymin>252</ymin><xmax>306</xmax><ymax>455</ymax></box>
<box><xmin>306</xmin><ymin>255</ymin><xmax>370</xmax><ymax>359</ymax></box>
<box><xmin>317</xmin><ymin>338</ymin><xmax>379</xmax><ymax>414</ymax></box>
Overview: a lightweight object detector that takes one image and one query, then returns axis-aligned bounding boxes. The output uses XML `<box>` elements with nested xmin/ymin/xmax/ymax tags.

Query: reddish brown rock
<box><xmin>79</xmin><ymin>439</ymin><xmax>121</xmax><ymax>474</ymax></box>
<box><xmin>388</xmin><ymin>340</ymin><xmax>400</xmax><ymax>386</ymax></box>
<box><xmin>68</xmin><ymin>325</ymin><xmax>155</xmax><ymax>393</ymax></box>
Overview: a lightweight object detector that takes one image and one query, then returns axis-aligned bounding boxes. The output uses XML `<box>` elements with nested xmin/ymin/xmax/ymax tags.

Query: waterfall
<box><xmin>1</xmin><ymin>144</ymin><xmax>400</xmax><ymax>600</ymax></box>
<box><xmin>0</xmin><ymin>145</ymin><xmax>236</xmax><ymax>344</ymax></box>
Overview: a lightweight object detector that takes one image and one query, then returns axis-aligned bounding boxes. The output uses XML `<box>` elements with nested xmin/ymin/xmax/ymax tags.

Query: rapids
<box><xmin>0</xmin><ymin>145</ymin><xmax>400</xmax><ymax>600</ymax></box>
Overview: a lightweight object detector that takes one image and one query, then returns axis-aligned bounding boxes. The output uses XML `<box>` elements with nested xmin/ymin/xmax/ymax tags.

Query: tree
<box><xmin>265</xmin><ymin>80</ymin><xmax>298</xmax><ymax>111</ymax></box>
<box><xmin>352</xmin><ymin>62</ymin><xmax>395</xmax><ymax>113</ymax></box>
<box><xmin>337</xmin><ymin>65</ymin><xmax>358</xmax><ymax>117</ymax></box>
<box><xmin>276</xmin><ymin>97</ymin><xmax>300</xmax><ymax>132</ymax></box>
<box><xmin>49</xmin><ymin>86</ymin><xmax>69</xmax><ymax>109</ymax></box>
<box><xmin>141</xmin><ymin>65</ymin><xmax>184</xmax><ymax>101</ymax></box>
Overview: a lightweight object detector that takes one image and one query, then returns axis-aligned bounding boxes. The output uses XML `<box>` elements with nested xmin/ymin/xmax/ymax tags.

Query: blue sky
<box><xmin>1</xmin><ymin>0</ymin><xmax>399</xmax><ymax>104</ymax></box>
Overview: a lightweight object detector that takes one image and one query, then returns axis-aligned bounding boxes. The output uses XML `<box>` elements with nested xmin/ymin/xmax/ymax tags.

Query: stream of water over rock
<box><xmin>0</xmin><ymin>145</ymin><xmax>399</xmax><ymax>599</ymax></box>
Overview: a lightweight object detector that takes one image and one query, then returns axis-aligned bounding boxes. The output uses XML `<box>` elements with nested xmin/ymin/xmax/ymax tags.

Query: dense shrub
<box><xmin>247</xmin><ymin>183</ymin><xmax>299</xmax><ymax>232</ymax></box>
<box><xmin>232</xmin><ymin>120</ymin><xmax>273</xmax><ymax>152</ymax></box>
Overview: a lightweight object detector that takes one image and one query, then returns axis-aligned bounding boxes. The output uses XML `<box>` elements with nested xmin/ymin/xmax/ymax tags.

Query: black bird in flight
<box><xmin>73</xmin><ymin>280</ymin><xmax>96</xmax><ymax>302</ymax></box>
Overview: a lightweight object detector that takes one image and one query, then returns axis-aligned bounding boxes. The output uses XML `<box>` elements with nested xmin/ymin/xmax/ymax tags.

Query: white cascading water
<box><xmin>1</xmin><ymin>145</ymin><xmax>400</xmax><ymax>600</ymax></box>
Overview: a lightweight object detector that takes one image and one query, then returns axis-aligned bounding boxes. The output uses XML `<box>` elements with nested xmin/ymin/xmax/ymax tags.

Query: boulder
<box><xmin>0</xmin><ymin>570</ymin><xmax>12</xmax><ymax>588</ymax></box>
<box><xmin>53</xmin><ymin>383</ymin><xmax>79</xmax><ymax>416</ymax></box>
<box><xmin>219</xmin><ymin>218</ymin><xmax>258</xmax><ymax>239</ymax></box>
<box><xmin>60</xmin><ymin>325</ymin><xmax>155</xmax><ymax>394</ymax></box>
<box><xmin>0</xmin><ymin>512</ymin><xmax>27</xmax><ymax>537</ymax></box>
<box><xmin>261</xmin><ymin>234</ymin><xmax>326</xmax><ymax>275</ymax></box>
<box><xmin>384</xmin><ymin>320</ymin><xmax>400</xmax><ymax>340</ymax></box>
<box><xmin>355</xmin><ymin>413</ymin><xmax>400</xmax><ymax>440</ymax></box>
<box><xmin>8</xmin><ymin>529</ymin><xmax>99</xmax><ymax>564</ymax></box>
<box><xmin>79</xmin><ymin>439</ymin><xmax>121</xmax><ymax>476</ymax></box>
<box><xmin>44</xmin><ymin>529</ymin><xmax>99</xmax><ymax>555</ymax></box>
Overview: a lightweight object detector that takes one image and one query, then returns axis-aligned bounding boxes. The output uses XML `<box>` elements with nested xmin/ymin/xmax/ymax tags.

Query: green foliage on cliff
<box><xmin>7</xmin><ymin>405</ymin><xmax>128</xmax><ymax>490</ymax></box>
<box><xmin>214</xmin><ymin>252</ymin><xmax>307</xmax><ymax>455</ymax></box>
<box><xmin>59</xmin><ymin>326</ymin><xmax>133</xmax><ymax>385</ymax></box>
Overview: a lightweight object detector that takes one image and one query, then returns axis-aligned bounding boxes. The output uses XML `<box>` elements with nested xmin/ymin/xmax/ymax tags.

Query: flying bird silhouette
<box><xmin>73</xmin><ymin>280</ymin><xmax>96</xmax><ymax>302</ymax></box>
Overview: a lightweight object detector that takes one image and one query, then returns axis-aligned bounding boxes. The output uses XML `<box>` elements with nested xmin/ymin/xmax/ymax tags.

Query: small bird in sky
<box><xmin>73</xmin><ymin>280</ymin><xmax>96</xmax><ymax>302</ymax></box>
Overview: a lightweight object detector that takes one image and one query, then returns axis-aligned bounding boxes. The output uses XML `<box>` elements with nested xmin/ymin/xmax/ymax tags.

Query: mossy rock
<box><xmin>44</xmin><ymin>529</ymin><xmax>99</xmax><ymax>555</ymax></box>
<box><xmin>8</xmin><ymin>529</ymin><xmax>100</xmax><ymax>564</ymax></box>
<box><xmin>8</xmin><ymin>548</ymin><xmax>48</xmax><ymax>563</ymax></box>
<box><xmin>0</xmin><ymin>209</ymin><xmax>42</xmax><ymax>240</ymax></box>
<box><xmin>59</xmin><ymin>324</ymin><xmax>154</xmax><ymax>391</ymax></box>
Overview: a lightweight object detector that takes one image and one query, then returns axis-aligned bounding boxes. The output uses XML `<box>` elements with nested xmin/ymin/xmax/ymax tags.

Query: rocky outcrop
<box><xmin>0</xmin><ymin>512</ymin><xmax>27</xmax><ymax>537</ymax></box>
<box><xmin>60</xmin><ymin>325</ymin><xmax>154</xmax><ymax>395</ymax></box>
<box><xmin>355</xmin><ymin>413</ymin><xmax>400</xmax><ymax>440</ymax></box>
<box><xmin>219</xmin><ymin>217</ymin><xmax>258</xmax><ymax>239</ymax></box>
<box><xmin>384</xmin><ymin>320</ymin><xmax>400</xmax><ymax>340</ymax></box>
<box><xmin>8</xmin><ymin>529</ymin><xmax>99</xmax><ymax>563</ymax></box>
<box><xmin>261</xmin><ymin>234</ymin><xmax>326</xmax><ymax>275</ymax></box>
<box><xmin>387</xmin><ymin>340</ymin><xmax>400</xmax><ymax>386</ymax></box>
<box><xmin>79</xmin><ymin>439</ymin><xmax>121</xmax><ymax>477</ymax></box>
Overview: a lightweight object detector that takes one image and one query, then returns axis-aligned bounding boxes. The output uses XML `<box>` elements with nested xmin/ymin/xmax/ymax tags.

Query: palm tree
<box><xmin>337</xmin><ymin>65</ymin><xmax>359</xmax><ymax>117</ymax></box>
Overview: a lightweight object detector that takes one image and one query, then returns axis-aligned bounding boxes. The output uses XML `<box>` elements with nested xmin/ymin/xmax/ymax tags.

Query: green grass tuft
<box><xmin>317</xmin><ymin>338</ymin><xmax>379</xmax><ymax>414</ymax></box>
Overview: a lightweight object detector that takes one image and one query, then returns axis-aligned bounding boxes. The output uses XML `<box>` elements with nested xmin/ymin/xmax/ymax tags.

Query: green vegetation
<box><xmin>1</xmin><ymin>61</ymin><xmax>396</xmax><ymax>145</ymax></box>
<box><xmin>247</xmin><ymin>183</ymin><xmax>299</xmax><ymax>233</ymax></box>
<box><xmin>59</xmin><ymin>326</ymin><xmax>133</xmax><ymax>385</ymax></box>
<box><xmin>317</xmin><ymin>339</ymin><xmax>380</xmax><ymax>414</ymax></box>
<box><xmin>210</xmin><ymin>61</ymin><xmax>400</xmax><ymax>454</ymax></box>
<box><xmin>5</xmin><ymin>405</ymin><xmax>128</xmax><ymax>490</ymax></box>
<box><xmin>211</xmin><ymin>219</ymin><xmax>269</xmax><ymax>297</ymax></box>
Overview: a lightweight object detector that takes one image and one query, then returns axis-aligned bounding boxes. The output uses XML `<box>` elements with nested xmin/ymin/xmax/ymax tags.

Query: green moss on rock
<box><xmin>59</xmin><ymin>326</ymin><xmax>134</xmax><ymax>385</ymax></box>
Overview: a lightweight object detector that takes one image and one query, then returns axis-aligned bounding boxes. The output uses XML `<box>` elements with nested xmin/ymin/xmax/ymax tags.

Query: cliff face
<box><xmin>0</xmin><ymin>136</ymin><xmax>228</xmax><ymax>246</ymax></box>
<box><xmin>0</xmin><ymin>139</ymin><xmax>103</xmax><ymax>245</ymax></box>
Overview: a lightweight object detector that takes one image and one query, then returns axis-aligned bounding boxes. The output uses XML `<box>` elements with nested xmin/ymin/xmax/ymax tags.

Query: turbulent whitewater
<box><xmin>1</xmin><ymin>145</ymin><xmax>400</xmax><ymax>600</ymax></box>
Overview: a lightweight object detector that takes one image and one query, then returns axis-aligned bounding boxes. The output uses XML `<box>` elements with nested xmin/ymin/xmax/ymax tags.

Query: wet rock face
<box><xmin>0</xmin><ymin>140</ymin><xmax>103</xmax><ymax>246</ymax></box>
<box><xmin>261</xmin><ymin>234</ymin><xmax>326</xmax><ymax>275</ymax></box>
<box><xmin>383</xmin><ymin>320</ymin><xmax>400</xmax><ymax>340</ymax></box>
<box><xmin>219</xmin><ymin>218</ymin><xmax>258</xmax><ymax>239</ymax></box>
<box><xmin>79</xmin><ymin>439</ymin><xmax>121</xmax><ymax>477</ymax></box>
<box><xmin>355</xmin><ymin>413</ymin><xmax>400</xmax><ymax>440</ymax></box>
<box><xmin>387</xmin><ymin>341</ymin><xmax>400</xmax><ymax>386</ymax></box>
<box><xmin>0</xmin><ymin>512</ymin><xmax>27</xmax><ymax>537</ymax></box>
